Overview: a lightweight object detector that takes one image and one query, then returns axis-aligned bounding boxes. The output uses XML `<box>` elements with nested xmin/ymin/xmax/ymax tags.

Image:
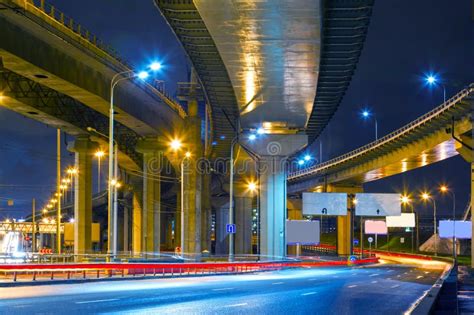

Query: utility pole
<box><xmin>32</xmin><ymin>198</ymin><xmax>36</xmax><ymax>252</ymax></box>
<box><xmin>56</xmin><ymin>129</ymin><xmax>61</xmax><ymax>254</ymax></box>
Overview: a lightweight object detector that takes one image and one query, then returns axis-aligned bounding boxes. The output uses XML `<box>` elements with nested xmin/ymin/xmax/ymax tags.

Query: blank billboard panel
<box><xmin>439</xmin><ymin>220</ymin><xmax>472</xmax><ymax>239</ymax></box>
<box><xmin>302</xmin><ymin>192</ymin><xmax>347</xmax><ymax>216</ymax></box>
<box><xmin>386</xmin><ymin>213</ymin><xmax>416</xmax><ymax>228</ymax></box>
<box><xmin>355</xmin><ymin>193</ymin><xmax>401</xmax><ymax>217</ymax></box>
<box><xmin>286</xmin><ymin>220</ymin><xmax>320</xmax><ymax>245</ymax></box>
<box><xmin>365</xmin><ymin>220</ymin><xmax>388</xmax><ymax>235</ymax></box>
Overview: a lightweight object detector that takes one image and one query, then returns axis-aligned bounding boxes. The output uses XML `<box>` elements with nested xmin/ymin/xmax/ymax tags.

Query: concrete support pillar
<box><xmin>215</xmin><ymin>205</ymin><xmax>229</xmax><ymax>255</ymax></box>
<box><xmin>136</xmin><ymin>137</ymin><xmax>162</xmax><ymax>254</ymax></box>
<box><xmin>132</xmin><ymin>191</ymin><xmax>142</xmax><ymax>255</ymax></box>
<box><xmin>68</xmin><ymin>136</ymin><xmax>98</xmax><ymax>256</ymax></box>
<box><xmin>471</xmin><ymin>162</ymin><xmax>474</xmax><ymax>267</ymax></box>
<box><xmin>123</xmin><ymin>206</ymin><xmax>129</xmax><ymax>252</ymax></box>
<box><xmin>287</xmin><ymin>199</ymin><xmax>303</xmax><ymax>255</ymax></box>
<box><xmin>327</xmin><ymin>185</ymin><xmax>363</xmax><ymax>256</ymax></box>
<box><xmin>241</xmin><ymin>134</ymin><xmax>307</xmax><ymax>259</ymax></box>
<box><xmin>201</xmin><ymin>172</ymin><xmax>212</xmax><ymax>252</ymax></box>
<box><xmin>234</xmin><ymin>195</ymin><xmax>253</xmax><ymax>255</ymax></box>
<box><xmin>182</xmin><ymin>115</ymin><xmax>202</xmax><ymax>258</ymax></box>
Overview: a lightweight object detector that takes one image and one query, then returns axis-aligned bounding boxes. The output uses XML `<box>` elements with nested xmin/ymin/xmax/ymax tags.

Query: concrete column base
<box><xmin>68</xmin><ymin>136</ymin><xmax>98</xmax><ymax>256</ymax></box>
<box><xmin>241</xmin><ymin>134</ymin><xmax>307</xmax><ymax>259</ymax></box>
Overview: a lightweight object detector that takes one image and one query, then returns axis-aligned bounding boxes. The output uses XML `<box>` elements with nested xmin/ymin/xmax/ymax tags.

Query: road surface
<box><xmin>0</xmin><ymin>260</ymin><xmax>444</xmax><ymax>314</ymax></box>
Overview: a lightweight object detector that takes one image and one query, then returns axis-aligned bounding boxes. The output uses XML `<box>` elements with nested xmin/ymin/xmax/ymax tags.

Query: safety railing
<box><xmin>5</xmin><ymin>0</ymin><xmax>187</xmax><ymax>119</ymax></box>
<box><xmin>289</xmin><ymin>84</ymin><xmax>474</xmax><ymax>181</ymax></box>
<box><xmin>0</xmin><ymin>258</ymin><xmax>379</xmax><ymax>284</ymax></box>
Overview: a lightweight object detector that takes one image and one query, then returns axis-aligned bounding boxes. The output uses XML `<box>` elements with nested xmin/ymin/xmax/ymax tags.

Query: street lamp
<box><xmin>108</xmin><ymin>62</ymin><xmax>162</xmax><ymax>258</ymax></box>
<box><xmin>440</xmin><ymin>185</ymin><xmax>456</xmax><ymax>261</ymax></box>
<box><xmin>95</xmin><ymin>150</ymin><xmax>105</xmax><ymax>193</ymax></box>
<box><xmin>361</xmin><ymin>109</ymin><xmax>378</xmax><ymax>140</ymax></box>
<box><xmin>401</xmin><ymin>195</ymin><xmax>418</xmax><ymax>253</ymax></box>
<box><xmin>424</xmin><ymin>73</ymin><xmax>446</xmax><ymax>106</ymax></box>
<box><xmin>421</xmin><ymin>192</ymin><xmax>437</xmax><ymax>256</ymax></box>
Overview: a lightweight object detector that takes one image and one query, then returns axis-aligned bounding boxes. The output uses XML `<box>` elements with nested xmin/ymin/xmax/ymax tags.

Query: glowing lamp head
<box><xmin>95</xmin><ymin>150</ymin><xmax>105</xmax><ymax>158</ymax></box>
<box><xmin>304</xmin><ymin>154</ymin><xmax>311</xmax><ymax>161</ymax></box>
<box><xmin>137</xmin><ymin>71</ymin><xmax>149</xmax><ymax>80</ymax></box>
<box><xmin>257</xmin><ymin>128</ymin><xmax>265</xmax><ymax>135</ymax></box>
<box><xmin>69</xmin><ymin>218</ymin><xmax>75</xmax><ymax>223</ymax></box>
<box><xmin>362</xmin><ymin>110</ymin><xmax>370</xmax><ymax>118</ymax></box>
<box><xmin>298</xmin><ymin>160</ymin><xmax>305</xmax><ymax>166</ymax></box>
<box><xmin>185</xmin><ymin>151</ymin><xmax>192</xmax><ymax>158</ymax></box>
<box><xmin>401</xmin><ymin>195</ymin><xmax>410</xmax><ymax>204</ymax></box>
<box><xmin>440</xmin><ymin>185</ymin><xmax>448</xmax><ymax>192</ymax></box>
<box><xmin>421</xmin><ymin>192</ymin><xmax>430</xmax><ymax>200</ymax></box>
<box><xmin>248</xmin><ymin>182</ymin><xmax>257</xmax><ymax>192</ymax></box>
<box><xmin>149</xmin><ymin>62</ymin><xmax>162</xmax><ymax>71</ymax></box>
<box><xmin>248</xmin><ymin>134</ymin><xmax>257</xmax><ymax>141</ymax></box>
<box><xmin>426</xmin><ymin>75</ymin><xmax>437</xmax><ymax>85</ymax></box>
<box><xmin>170</xmin><ymin>139</ymin><xmax>182</xmax><ymax>151</ymax></box>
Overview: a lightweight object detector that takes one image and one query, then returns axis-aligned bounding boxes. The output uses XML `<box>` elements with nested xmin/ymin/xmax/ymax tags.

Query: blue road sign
<box><xmin>353</xmin><ymin>239</ymin><xmax>359</xmax><ymax>246</ymax></box>
<box><xmin>226</xmin><ymin>224</ymin><xmax>236</xmax><ymax>234</ymax></box>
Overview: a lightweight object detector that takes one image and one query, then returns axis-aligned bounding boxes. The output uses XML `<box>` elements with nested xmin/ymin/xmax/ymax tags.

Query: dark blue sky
<box><xmin>0</xmin><ymin>0</ymin><xmax>472</xmax><ymax>219</ymax></box>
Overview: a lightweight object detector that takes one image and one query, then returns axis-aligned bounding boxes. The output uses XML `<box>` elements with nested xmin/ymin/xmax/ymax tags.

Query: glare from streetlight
<box><xmin>401</xmin><ymin>195</ymin><xmax>410</xmax><ymax>204</ymax></box>
<box><xmin>138</xmin><ymin>71</ymin><xmax>149</xmax><ymax>80</ymax></box>
<box><xmin>185</xmin><ymin>151</ymin><xmax>191</xmax><ymax>158</ymax></box>
<box><xmin>248</xmin><ymin>181</ymin><xmax>257</xmax><ymax>192</ymax></box>
<box><xmin>426</xmin><ymin>75</ymin><xmax>437</xmax><ymax>85</ymax></box>
<box><xmin>149</xmin><ymin>62</ymin><xmax>162</xmax><ymax>71</ymax></box>
<box><xmin>67</xmin><ymin>167</ymin><xmax>78</xmax><ymax>175</ymax></box>
<box><xmin>421</xmin><ymin>192</ymin><xmax>431</xmax><ymax>200</ymax></box>
<box><xmin>257</xmin><ymin>127</ymin><xmax>265</xmax><ymax>135</ymax></box>
<box><xmin>304</xmin><ymin>154</ymin><xmax>311</xmax><ymax>161</ymax></box>
<box><xmin>170</xmin><ymin>139</ymin><xmax>182</xmax><ymax>151</ymax></box>
<box><xmin>248</xmin><ymin>134</ymin><xmax>257</xmax><ymax>141</ymax></box>
<box><xmin>95</xmin><ymin>150</ymin><xmax>105</xmax><ymax>158</ymax></box>
<box><xmin>439</xmin><ymin>185</ymin><xmax>448</xmax><ymax>193</ymax></box>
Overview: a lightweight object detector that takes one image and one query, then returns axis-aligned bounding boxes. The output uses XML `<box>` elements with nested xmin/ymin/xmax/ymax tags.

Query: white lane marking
<box><xmin>212</xmin><ymin>287</ymin><xmax>234</xmax><ymax>291</ymax></box>
<box><xmin>391</xmin><ymin>284</ymin><xmax>400</xmax><ymax>288</ymax></box>
<box><xmin>424</xmin><ymin>271</ymin><xmax>430</xmax><ymax>274</ymax></box>
<box><xmin>225</xmin><ymin>303</ymin><xmax>248</xmax><ymax>308</ymax></box>
<box><xmin>76</xmin><ymin>299</ymin><xmax>119</xmax><ymax>304</ymax></box>
<box><xmin>371</xmin><ymin>280</ymin><xmax>378</xmax><ymax>284</ymax></box>
<box><xmin>272</xmin><ymin>282</ymin><xmax>284</xmax><ymax>285</ymax></box>
<box><xmin>416</xmin><ymin>276</ymin><xmax>423</xmax><ymax>279</ymax></box>
<box><xmin>347</xmin><ymin>285</ymin><xmax>357</xmax><ymax>288</ymax></box>
<box><xmin>301</xmin><ymin>292</ymin><xmax>317</xmax><ymax>296</ymax></box>
<box><xmin>369</xmin><ymin>273</ymin><xmax>379</xmax><ymax>277</ymax></box>
<box><xmin>397</xmin><ymin>275</ymin><xmax>401</xmax><ymax>278</ymax></box>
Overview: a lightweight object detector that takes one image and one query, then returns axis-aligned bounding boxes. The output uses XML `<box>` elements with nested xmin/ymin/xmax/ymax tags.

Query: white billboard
<box><xmin>286</xmin><ymin>220</ymin><xmax>320</xmax><ymax>245</ymax></box>
<box><xmin>355</xmin><ymin>193</ymin><xmax>401</xmax><ymax>217</ymax></box>
<box><xmin>302</xmin><ymin>193</ymin><xmax>347</xmax><ymax>216</ymax></box>
<box><xmin>386</xmin><ymin>213</ymin><xmax>416</xmax><ymax>228</ymax></box>
<box><xmin>365</xmin><ymin>220</ymin><xmax>388</xmax><ymax>235</ymax></box>
<box><xmin>439</xmin><ymin>220</ymin><xmax>472</xmax><ymax>239</ymax></box>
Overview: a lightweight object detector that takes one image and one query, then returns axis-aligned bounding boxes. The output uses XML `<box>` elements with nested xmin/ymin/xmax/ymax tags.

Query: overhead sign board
<box><xmin>439</xmin><ymin>220</ymin><xmax>472</xmax><ymax>239</ymax></box>
<box><xmin>302</xmin><ymin>193</ymin><xmax>347</xmax><ymax>216</ymax></box>
<box><xmin>365</xmin><ymin>220</ymin><xmax>388</xmax><ymax>235</ymax></box>
<box><xmin>355</xmin><ymin>193</ymin><xmax>401</xmax><ymax>217</ymax></box>
<box><xmin>386</xmin><ymin>213</ymin><xmax>416</xmax><ymax>228</ymax></box>
<box><xmin>286</xmin><ymin>220</ymin><xmax>320</xmax><ymax>245</ymax></box>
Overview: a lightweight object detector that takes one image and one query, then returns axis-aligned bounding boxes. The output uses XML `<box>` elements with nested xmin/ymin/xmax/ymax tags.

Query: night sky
<box><xmin>0</xmin><ymin>0</ymin><xmax>472</xmax><ymax>220</ymax></box>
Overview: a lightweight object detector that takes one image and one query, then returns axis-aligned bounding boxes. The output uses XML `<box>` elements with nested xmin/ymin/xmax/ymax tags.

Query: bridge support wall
<box><xmin>327</xmin><ymin>185</ymin><xmax>362</xmax><ymax>256</ymax></box>
<box><xmin>234</xmin><ymin>194</ymin><xmax>253</xmax><ymax>255</ymax></box>
<box><xmin>287</xmin><ymin>199</ymin><xmax>303</xmax><ymax>256</ymax></box>
<box><xmin>68</xmin><ymin>136</ymin><xmax>98</xmax><ymax>257</ymax></box>
<box><xmin>136</xmin><ymin>137</ymin><xmax>162</xmax><ymax>254</ymax></box>
<box><xmin>132</xmin><ymin>192</ymin><xmax>142</xmax><ymax>255</ymax></box>
<box><xmin>241</xmin><ymin>134</ymin><xmax>307</xmax><ymax>259</ymax></box>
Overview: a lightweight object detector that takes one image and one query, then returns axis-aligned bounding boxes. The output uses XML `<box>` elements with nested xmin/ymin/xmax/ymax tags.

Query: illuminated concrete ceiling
<box><xmin>194</xmin><ymin>0</ymin><xmax>321</xmax><ymax>130</ymax></box>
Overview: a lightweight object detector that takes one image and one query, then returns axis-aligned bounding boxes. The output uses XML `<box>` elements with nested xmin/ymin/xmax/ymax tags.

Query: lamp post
<box><xmin>421</xmin><ymin>193</ymin><xmax>437</xmax><ymax>256</ymax></box>
<box><xmin>108</xmin><ymin>61</ymin><xmax>161</xmax><ymax>258</ymax></box>
<box><xmin>440</xmin><ymin>185</ymin><xmax>456</xmax><ymax>261</ymax></box>
<box><xmin>95</xmin><ymin>150</ymin><xmax>105</xmax><ymax>193</ymax></box>
<box><xmin>425</xmin><ymin>74</ymin><xmax>446</xmax><ymax>106</ymax></box>
<box><xmin>361</xmin><ymin>110</ymin><xmax>378</xmax><ymax>140</ymax></box>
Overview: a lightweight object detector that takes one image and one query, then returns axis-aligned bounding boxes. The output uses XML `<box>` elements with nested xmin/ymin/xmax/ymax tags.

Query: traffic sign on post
<box><xmin>226</xmin><ymin>223</ymin><xmax>236</xmax><ymax>234</ymax></box>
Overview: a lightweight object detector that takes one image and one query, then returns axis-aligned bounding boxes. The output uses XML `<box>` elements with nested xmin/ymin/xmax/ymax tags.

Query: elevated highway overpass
<box><xmin>288</xmin><ymin>84</ymin><xmax>474</xmax><ymax>193</ymax></box>
<box><xmin>155</xmin><ymin>0</ymin><xmax>375</xmax><ymax>258</ymax></box>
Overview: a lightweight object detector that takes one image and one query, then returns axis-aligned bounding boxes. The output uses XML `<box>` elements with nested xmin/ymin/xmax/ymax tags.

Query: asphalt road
<box><xmin>0</xmin><ymin>261</ymin><xmax>443</xmax><ymax>315</ymax></box>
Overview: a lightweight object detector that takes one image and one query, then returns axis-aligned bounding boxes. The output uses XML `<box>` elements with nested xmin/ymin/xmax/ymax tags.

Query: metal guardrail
<box><xmin>5</xmin><ymin>0</ymin><xmax>187</xmax><ymax>119</ymax></box>
<box><xmin>289</xmin><ymin>84</ymin><xmax>474</xmax><ymax>181</ymax></box>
